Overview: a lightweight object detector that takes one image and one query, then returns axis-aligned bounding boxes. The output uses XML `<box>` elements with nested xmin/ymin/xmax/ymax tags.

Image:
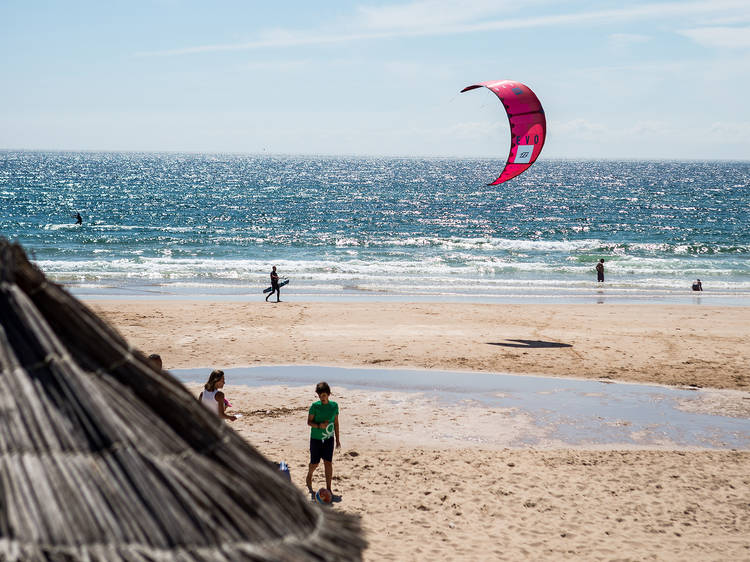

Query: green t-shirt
<box><xmin>309</xmin><ymin>400</ymin><xmax>338</xmax><ymax>440</ymax></box>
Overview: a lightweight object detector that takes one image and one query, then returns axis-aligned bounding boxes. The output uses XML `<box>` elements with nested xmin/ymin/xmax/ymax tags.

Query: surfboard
<box><xmin>263</xmin><ymin>278</ymin><xmax>289</xmax><ymax>294</ymax></box>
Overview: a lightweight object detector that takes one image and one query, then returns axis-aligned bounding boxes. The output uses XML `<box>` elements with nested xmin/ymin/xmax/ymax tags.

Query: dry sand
<box><xmin>93</xmin><ymin>300</ymin><xmax>750</xmax><ymax>561</ymax></box>
<box><xmin>92</xmin><ymin>300</ymin><xmax>749</xmax><ymax>390</ymax></box>
<box><xmin>199</xmin><ymin>384</ymin><xmax>750</xmax><ymax>562</ymax></box>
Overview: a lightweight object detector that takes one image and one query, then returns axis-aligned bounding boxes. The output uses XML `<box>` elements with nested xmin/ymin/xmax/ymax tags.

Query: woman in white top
<box><xmin>198</xmin><ymin>369</ymin><xmax>237</xmax><ymax>421</ymax></box>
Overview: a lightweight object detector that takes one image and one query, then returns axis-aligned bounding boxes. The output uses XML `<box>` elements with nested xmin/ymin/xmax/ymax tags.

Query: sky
<box><xmin>2</xmin><ymin>0</ymin><xmax>749</xmax><ymax>159</ymax></box>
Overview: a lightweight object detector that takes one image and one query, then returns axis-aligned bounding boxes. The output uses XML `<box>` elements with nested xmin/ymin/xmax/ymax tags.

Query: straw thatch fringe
<box><xmin>0</xmin><ymin>239</ymin><xmax>365</xmax><ymax>561</ymax></box>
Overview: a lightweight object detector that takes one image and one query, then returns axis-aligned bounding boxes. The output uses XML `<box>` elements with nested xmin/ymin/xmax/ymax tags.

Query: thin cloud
<box><xmin>355</xmin><ymin>0</ymin><xmax>524</xmax><ymax>31</ymax></box>
<box><xmin>136</xmin><ymin>30</ymin><xmax>393</xmax><ymax>57</ymax></box>
<box><xmin>707</xmin><ymin>121</ymin><xmax>750</xmax><ymax>140</ymax></box>
<box><xmin>621</xmin><ymin>120</ymin><xmax>673</xmax><ymax>137</ymax></box>
<box><xmin>136</xmin><ymin>0</ymin><xmax>750</xmax><ymax>57</ymax></box>
<box><xmin>609</xmin><ymin>33</ymin><xmax>650</xmax><ymax>48</ymax></box>
<box><xmin>554</xmin><ymin>119</ymin><xmax>607</xmax><ymax>140</ymax></box>
<box><xmin>446</xmin><ymin>120</ymin><xmax>506</xmax><ymax>139</ymax></box>
<box><xmin>678</xmin><ymin>26</ymin><xmax>750</xmax><ymax>48</ymax></box>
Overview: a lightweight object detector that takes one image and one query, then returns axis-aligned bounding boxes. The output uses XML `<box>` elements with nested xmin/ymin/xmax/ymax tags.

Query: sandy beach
<box><xmin>91</xmin><ymin>301</ymin><xmax>749</xmax><ymax>390</ymax></box>
<box><xmin>91</xmin><ymin>300</ymin><xmax>750</xmax><ymax>560</ymax></box>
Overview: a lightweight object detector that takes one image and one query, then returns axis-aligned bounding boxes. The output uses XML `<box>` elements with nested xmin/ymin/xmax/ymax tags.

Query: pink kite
<box><xmin>461</xmin><ymin>80</ymin><xmax>546</xmax><ymax>185</ymax></box>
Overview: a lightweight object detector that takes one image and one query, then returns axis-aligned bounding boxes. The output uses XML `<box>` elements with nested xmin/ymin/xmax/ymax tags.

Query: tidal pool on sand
<box><xmin>172</xmin><ymin>366</ymin><xmax>750</xmax><ymax>450</ymax></box>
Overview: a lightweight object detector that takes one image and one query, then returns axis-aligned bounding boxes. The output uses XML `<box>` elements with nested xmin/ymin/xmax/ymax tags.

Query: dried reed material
<box><xmin>0</xmin><ymin>239</ymin><xmax>365</xmax><ymax>561</ymax></box>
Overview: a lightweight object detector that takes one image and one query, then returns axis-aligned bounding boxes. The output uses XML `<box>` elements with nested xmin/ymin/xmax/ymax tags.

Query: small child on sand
<box><xmin>147</xmin><ymin>353</ymin><xmax>162</xmax><ymax>372</ymax></box>
<box><xmin>305</xmin><ymin>381</ymin><xmax>340</xmax><ymax>497</ymax></box>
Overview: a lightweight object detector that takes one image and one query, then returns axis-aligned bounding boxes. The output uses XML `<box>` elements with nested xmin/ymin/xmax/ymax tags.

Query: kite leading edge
<box><xmin>461</xmin><ymin>80</ymin><xmax>546</xmax><ymax>185</ymax></box>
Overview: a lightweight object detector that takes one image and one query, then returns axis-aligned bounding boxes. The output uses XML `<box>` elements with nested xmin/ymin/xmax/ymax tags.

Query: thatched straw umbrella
<box><xmin>0</xmin><ymin>239</ymin><xmax>365</xmax><ymax>561</ymax></box>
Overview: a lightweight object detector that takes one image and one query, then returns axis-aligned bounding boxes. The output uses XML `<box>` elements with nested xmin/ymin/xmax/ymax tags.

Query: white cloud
<box><xmin>239</xmin><ymin>59</ymin><xmax>314</xmax><ymax>71</ymax></box>
<box><xmin>137</xmin><ymin>0</ymin><xmax>750</xmax><ymax>57</ymax></box>
<box><xmin>620</xmin><ymin>120</ymin><xmax>673</xmax><ymax>137</ymax></box>
<box><xmin>355</xmin><ymin>0</ymin><xmax>522</xmax><ymax>31</ymax></box>
<box><xmin>706</xmin><ymin>121</ymin><xmax>750</xmax><ymax>141</ymax></box>
<box><xmin>685</xmin><ymin>10</ymin><xmax>750</xmax><ymax>26</ymax></box>
<box><xmin>608</xmin><ymin>33</ymin><xmax>650</xmax><ymax>48</ymax></box>
<box><xmin>554</xmin><ymin>119</ymin><xmax>607</xmax><ymax>140</ymax></box>
<box><xmin>679</xmin><ymin>26</ymin><xmax>750</xmax><ymax>48</ymax></box>
<box><xmin>446</xmin><ymin>120</ymin><xmax>505</xmax><ymax>139</ymax></box>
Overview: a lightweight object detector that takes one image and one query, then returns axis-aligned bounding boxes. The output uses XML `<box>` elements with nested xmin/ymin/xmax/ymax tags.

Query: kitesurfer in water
<box><xmin>75</xmin><ymin>212</ymin><xmax>82</xmax><ymax>225</ymax></box>
<box><xmin>266</xmin><ymin>265</ymin><xmax>281</xmax><ymax>302</ymax></box>
<box><xmin>692</xmin><ymin>279</ymin><xmax>703</xmax><ymax>291</ymax></box>
<box><xmin>596</xmin><ymin>259</ymin><xmax>605</xmax><ymax>282</ymax></box>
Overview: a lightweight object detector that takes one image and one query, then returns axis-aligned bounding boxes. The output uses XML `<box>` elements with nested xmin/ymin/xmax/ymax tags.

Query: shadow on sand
<box><xmin>487</xmin><ymin>339</ymin><xmax>572</xmax><ymax>349</ymax></box>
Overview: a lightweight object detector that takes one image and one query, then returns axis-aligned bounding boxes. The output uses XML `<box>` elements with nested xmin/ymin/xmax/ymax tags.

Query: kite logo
<box><xmin>512</xmin><ymin>86</ymin><xmax>523</xmax><ymax>95</ymax></box>
<box><xmin>516</xmin><ymin>135</ymin><xmax>540</xmax><ymax>145</ymax></box>
<box><xmin>514</xmin><ymin>145</ymin><xmax>534</xmax><ymax>164</ymax></box>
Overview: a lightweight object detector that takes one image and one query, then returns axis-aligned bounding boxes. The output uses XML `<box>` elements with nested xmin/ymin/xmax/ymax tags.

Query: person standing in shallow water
<box><xmin>265</xmin><ymin>265</ymin><xmax>281</xmax><ymax>302</ymax></box>
<box><xmin>596</xmin><ymin>259</ymin><xmax>605</xmax><ymax>282</ymax></box>
<box><xmin>306</xmin><ymin>381</ymin><xmax>340</xmax><ymax>497</ymax></box>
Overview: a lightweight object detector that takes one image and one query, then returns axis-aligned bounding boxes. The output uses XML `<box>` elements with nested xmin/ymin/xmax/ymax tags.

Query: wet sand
<box><xmin>93</xmin><ymin>300</ymin><xmax>750</xmax><ymax>560</ymax></box>
<box><xmin>191</xmin><ymin>383</ymin><xmax>750</xmax><ymax>561</ymax></box>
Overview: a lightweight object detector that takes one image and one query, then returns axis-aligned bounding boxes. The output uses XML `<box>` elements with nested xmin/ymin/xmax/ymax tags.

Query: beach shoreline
<box><xmin>70</xmin><ymin>283</ymin><xmax>750</xmax><ymax>307</ymax></box>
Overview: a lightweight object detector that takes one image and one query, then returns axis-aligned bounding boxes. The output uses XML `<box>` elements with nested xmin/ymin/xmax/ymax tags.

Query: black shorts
<box><xmin>310</xmin><ymin>437</ymin><xmax>334</xmax><ymax>464</ymax></box>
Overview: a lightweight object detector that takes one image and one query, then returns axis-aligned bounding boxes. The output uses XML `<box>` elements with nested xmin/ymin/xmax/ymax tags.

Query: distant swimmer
<box><xmin>75</xmin><ymin>212</ymin><xmax>82</xmax><ymax>225</ymax></box>
<box><xmin>596</xmin><ymin>258</ymin><xmax>605</xmax><ymax>282</ymax></box>
<box><xmin>692</xmin><ymin>279</ymin><xmax>703</xmax><ymax>291</ymax></box>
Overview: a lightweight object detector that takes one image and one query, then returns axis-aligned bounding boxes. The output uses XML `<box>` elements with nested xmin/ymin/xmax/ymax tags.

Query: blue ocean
<box><xmin>2</xmin><ymin>151</ymin><xmax>748</xmax><ymax>304</ymax></box>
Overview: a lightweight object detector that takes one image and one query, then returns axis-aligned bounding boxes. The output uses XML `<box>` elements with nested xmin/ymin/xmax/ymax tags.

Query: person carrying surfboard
<box><xmin>265</xmin><ymin>265</ymin><xmax>281</xmax><ymax>302</ymax></box>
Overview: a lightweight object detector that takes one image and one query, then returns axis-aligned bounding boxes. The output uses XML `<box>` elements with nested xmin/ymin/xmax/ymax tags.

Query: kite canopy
<box><xmin>0</xmin><ymin>239</ymin><xmax>365</xmax><ymax>561</ymax></box>
<box><xmin>461</xmin><ymin>80</ymin><xmax>546</xmax><ymax>185</ymax></box>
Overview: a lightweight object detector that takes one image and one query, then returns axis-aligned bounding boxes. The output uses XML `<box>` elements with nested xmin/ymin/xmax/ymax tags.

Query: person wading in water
<box><xmin>596</xmin><ymin>259</ymin><xmax>605</xmax><ymax>282</ymax></box>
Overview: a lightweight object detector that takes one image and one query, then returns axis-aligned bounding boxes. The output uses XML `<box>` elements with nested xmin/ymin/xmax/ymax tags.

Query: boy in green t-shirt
<box><xmin>305</xmin><ymin>381</ymin><xmax>340</xmax><ymax>497</ymax></box>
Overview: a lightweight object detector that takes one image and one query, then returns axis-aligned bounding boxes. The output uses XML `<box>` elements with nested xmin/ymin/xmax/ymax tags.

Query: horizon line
<box><xmin>1</xmin><ymin>147</ymin><xmax>749</xmax><ymax>163</ymax></box>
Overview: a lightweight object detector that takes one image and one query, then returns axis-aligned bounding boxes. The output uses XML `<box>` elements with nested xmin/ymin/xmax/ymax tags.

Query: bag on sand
<box><xmin>278</xmin><ymin>461</ymin><xmax>291</xmax><ymax>481</ymax></box>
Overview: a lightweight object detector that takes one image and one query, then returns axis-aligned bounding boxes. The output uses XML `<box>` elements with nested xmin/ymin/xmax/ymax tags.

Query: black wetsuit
<box><xmin>596</xmin><ymin>262</ymin><xmax>604</xmax><ymax>282</ymax></box>
<box><xmin>266</xmin><ymin>270</ymin><xmax>280</xmax><ymax>302</ymax></box>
